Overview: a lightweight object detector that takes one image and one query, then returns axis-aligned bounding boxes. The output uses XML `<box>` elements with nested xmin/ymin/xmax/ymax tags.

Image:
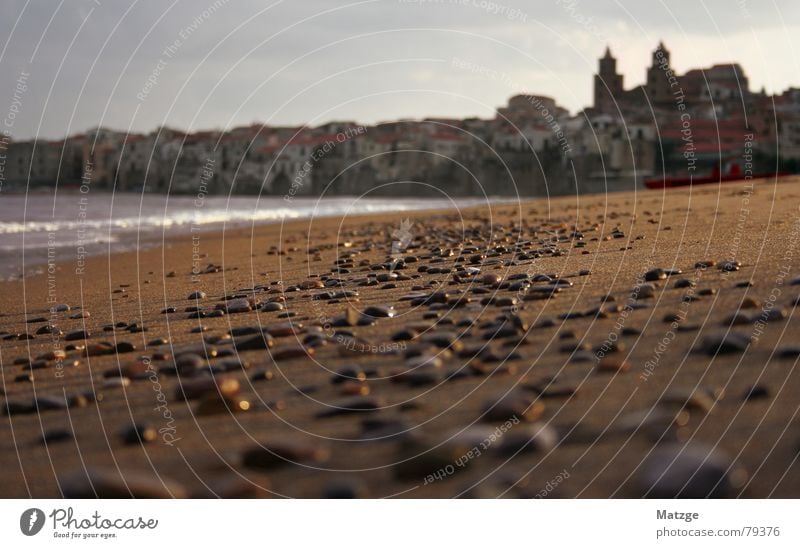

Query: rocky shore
<box><xmin>1</xmin><ymin>178</ymin><xmax>799</xmax><ymax>498</ymax></box>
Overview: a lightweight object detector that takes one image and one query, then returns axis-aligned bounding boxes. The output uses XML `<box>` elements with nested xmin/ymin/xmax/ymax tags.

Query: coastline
<box><xmin>1</xmin><ymin>178</ymin><xmax>799</xmax><ymax>498</ymax></box>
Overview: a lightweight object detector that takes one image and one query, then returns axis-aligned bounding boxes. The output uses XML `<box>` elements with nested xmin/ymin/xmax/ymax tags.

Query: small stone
<box><xmin>596</xmin><ymin>357</ymin><xmax>629</xmax><ymax>373</ymax></box>
<box><xmin>725</xmin><ymin>311</ymin><xmax>753</xmax><ymax>326</ymax></box>
<box><xmin>778</xmin><ymin>346</ymin><xmax>800</xmax><ymax>359</ymax></box>
<box><xmin>235</xmin><ymin>332</ymin><xmax>275</xmax><ymax>351</ymax></box>
<box><xmin>698</xmin><ymin>332</ymin><xmax>751</xmax><ymax>355</ymax></box>
<box><xmin>175</xmin><ymin>353</ymin><xmax>206</xmax><ymax>375</ymax></box>
<box><xmin>42</xmin><ymin>429</ymin><xmax>73</xmax><ymax>444</ymax></box>
<box><xmin>176</xmin><ymin>377</ymin><xmax>240</xmax><ymax>401</ymax></box>
<box><xmin>636</xmin><ymin>283</ymin><xmax>656</xmax><ymax>299</ymax></box>
<box><xmin>121</xmin><ymin>424</ymin><xmax>158</xmax><ymax>445</ymax></box>
<box><xmin>35</xmin><ymin>394</ymin><xmax>70</xmax><ymax>411</ymax></box>
<box><xmin>644</xmin><ymin>268</ymin><xmax>667</xmax><ymax>281</ymax></box>
<box><xmin>742</xmin><ymin>385</ymin><xmax>769</xmax><ymax>401</ymax></box>
<box><xmin>321</xmin><ymin>478</ymin><xmax>369</xmax><ymax>498</ymax></box>
<box><xmin>316</xmin><ymin>396</ymin><xmax>382</xmax><ymax>418</ymax></box>
<box><xmin>719</xmin><ymin>260</ymin><xmax>741</xmax><ymax>272</ymax></box>
<box><xmin>482</xmin><ymin>390</ymin><xmax>545</xmax><ymax>422</ymax></box>
<box><xmin>499</xmin><ymin>423</ymin><xmax>557</xmax><ymax>455</ymax></box>
<box><xmin>62</xmin><ymin>467</ymin><xmax>188</xmax><ymax>498</ymax></box>
<box><xmin>362</xmin><ymin>305</ymin><xmax>395</xmax><ymax>318</ymax></box>
<box><xmin>272</xmin><ymin>345</ymin><xmax>314</xmax><ymax>361</ymax></box>
<box><xmin>115</xmin><ymin>341</ymin><xmax>136</xmax><ymax>353</ymax></box>
<box><xmin>740</xmin><ymin>297</ymin><xmax>759</xmax><ymax>309</ymax></box>
<box><xmin>659</xmin><ymin>387</ymin><xmax>716</xmax><ymax>414</ymax></box>
<box><xmin>65</xmin><ymin>329</ymin><xmax>90</xmax><ymax>341</ymax></box>
<box><xmin>242</xmin><ymin>442</ymin><xmax>330</xmax><ymax>470</ymax></box>
<box><xmin>195</xmin><ymin>395</ymin><xmax>251</xmax><ymax>415</ymax></box>
<box><xmin>103</xmin><ymin>377</ymin><xmax>131</xmax><ymax>389</ymax></box>
<box><xmin>638</xmin><ymin>443</ymin><xmax>745</xmax><ymax>498</ymax></box>
<box><xmin>188</xmin><ymin>291</ymin><xmax>207</xmax><ymax>300</ymax></box>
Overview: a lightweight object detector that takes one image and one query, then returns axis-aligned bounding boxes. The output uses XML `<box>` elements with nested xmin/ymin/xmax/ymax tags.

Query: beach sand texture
<box><xmin>1</xmin><ymin>179</ymin><xmax>799</xmax><ymax>498</ymax></box>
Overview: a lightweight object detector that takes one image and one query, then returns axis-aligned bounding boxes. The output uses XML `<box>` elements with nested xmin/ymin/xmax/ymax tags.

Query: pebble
<box><xmin>499</xmin><ymin>423</ymin><xmax>558</xmax><ymax>455</ymax></box>
<box><xmin>321</xmin><ymin>478</ymin><xmax>369</xmax><ymax>498</ymax></box>
<box><xmin>362</xmin><ymin>305</ymin><xmax>396</xmax><ymax>318</ymax></box>
<box><xmin>41</xmin><ymin>429</ymin><xmax>73</xmax><ymax>444</ymax></box>
<box><xmin>176</xmin><ymin>377</ymin><xmax>240</xmax><ymax>401</ymax></box>
<box><xmin>195</xmin><ymin>395</ymin><xmax>251</xmax><ymax>415</ymax></box>
<box><xmin>596</xmin><ymin>357</ymin><xmax>629</xmax><ymax>373</ymax></box>
<box><xmin>121</xmin><ymin>424</ymin><xmax>158</xmax><ymax>445</ymax></box>
<box><xmin>638</xmin><ymin>443</ymin><xmax>745</xmax><ymax>497</ymax></box>
<box><xmin>316</xmin><ymin>396</ymin><xmax>382</xmax><ymax>418</ymax></box>
<box><xmin>698</xmin><ymin>331</ymin><xmax>752</xmax><ymax>355</ymax></box>
<box><xmin>242</xmin><ymin>442</ymin><xmax>330</xmax><ymax>470</ymax></box>
<box><xmin>742</xmin><ymin>385</ymin><xmax>769</xmax><ymax>401</ymax></box>
<box><xmin>65</xmin><ymin>329</ymin><xmax>90</xmax><ymax>341</ymax></box>
<box><xmin>719</xmin><ymin>260</ymin><xmax>741</xmax><ymax>272</ymax></box>
<box><xmin>659</xmin><ymin>387</ymin><xmax>717</xmax><ymax>414</ymax></box>
<box><xmin>643</xmin><ymin>268</ymin><xmax>667</xmax><ymax>281</ymax></box>
<box><xmin>272</xmin><ymin>345</ymin><xmax>314</xmax><ymax>361</ymax></box>
<box><xmin>482</xmin><ymin>391</ymin><xmax>545</xmax><ymax>422</ymax></box>
<box><xmin>235</xmin><ymin>333</ymin><xmax>275</xmax><ymax>351</ymax></box>
<box><xmin>62</xmin><ymin>467</ymin><xmax>188</xmax><ymax>498</ymax></box>
<box><xmin>636</xmin><ymin>283</ymin><xmax>656</xmax><ymax>299</ymax></box>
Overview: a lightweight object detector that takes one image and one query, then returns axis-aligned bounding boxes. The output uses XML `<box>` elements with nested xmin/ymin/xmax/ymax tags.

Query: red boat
<box><xmin>645</xmin><ymin>163</ymin><xmax>791</xmax><ymax>189</ymax></box>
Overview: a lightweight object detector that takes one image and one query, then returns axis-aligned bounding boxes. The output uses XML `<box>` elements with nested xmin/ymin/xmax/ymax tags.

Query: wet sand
<box><xmin>1</xmin><ymin>178</ymin><xmax>800</xmax><ymax>498</ymax></box>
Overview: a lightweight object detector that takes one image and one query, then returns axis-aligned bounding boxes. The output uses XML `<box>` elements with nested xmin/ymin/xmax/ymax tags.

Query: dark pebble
<box><xmin>638</xmin><ymin>443</ymin><xmax>744</xmax><ymax>498</ymax></box>
<box><xmin>698</xmin><ymin>332</ymin><xmax>751</xmax><ymax>355</ymax></box>
<box><xmin>121</xmin><ymin>424</ymin><xmax>158</xmax><ymax>445</ymax></box>
<box><xmin>62</xmin><ymin>467</ymin><xmax>188</xmax><ymax>498</ymax></box>
<box><xmin>65</xmin><ymin>329</ymin><xmax>90</xmax><ymax>341</ymax></box>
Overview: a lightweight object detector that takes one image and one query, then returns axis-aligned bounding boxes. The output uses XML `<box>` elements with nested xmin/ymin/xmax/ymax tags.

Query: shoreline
<box><xmin>0</xmin><ymin>193</ymin><xmax>519</xmax><ymax>278</ymax></box>
<box><xmin>1</xmin><ymin>178</ymin><xmax>799</xmax><ymax>498</ymax></box>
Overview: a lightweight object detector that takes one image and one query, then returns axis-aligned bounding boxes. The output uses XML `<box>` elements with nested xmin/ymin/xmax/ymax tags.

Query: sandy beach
<box><xmin>1</xmin><ymin>179</ymin><xmax>799</xmax><ymax>498</ymax></box>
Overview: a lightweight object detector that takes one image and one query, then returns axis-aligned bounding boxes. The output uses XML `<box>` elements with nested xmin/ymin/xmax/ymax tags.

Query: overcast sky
<box><xmin>2</xmin><ymin>0</ymin><xmax>799</xmax><ymax>139</ymax></box>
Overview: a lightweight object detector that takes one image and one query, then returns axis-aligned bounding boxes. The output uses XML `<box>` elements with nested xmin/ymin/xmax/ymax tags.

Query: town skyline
<box><xmin>7</xmin><ymin>40</ymin><xmax>798</xmax><ymax>144</ymax></box>
<box><xmin>3</xmin><ymin>39</ymin><xmax>798</xmax><ymax>201</ymax></box>
<box><xmin>1</xmin><ymin>0</ymin><xmax>799</xmax><ymax>141</ymax></box>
